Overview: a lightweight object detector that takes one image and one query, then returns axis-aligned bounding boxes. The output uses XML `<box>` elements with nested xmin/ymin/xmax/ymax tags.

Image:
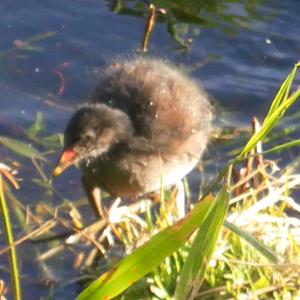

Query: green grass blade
<box><xmin>26</xmin><ymin>111</ymin><xmax>45</xmax><ymax>138</ymax></box>
<box><xmin>224</xmin><ymin>221</ymin><xmax>279</xmax><ymax>263</ymax></box>
<box><xmin>282</xmin><ymin>62</ymin><xmax>300</xmax><ymax>104</ymax></box>
<box><xmin>0</xmin><ymin>176</ymin><xmax>22</xmax><ymax>300</ymax></box>
<box><xmin>76</xmin><ymin>193</ymin><xmax>216</xmax><ymax>300</ymax></box>
<box><xmin>232</xmin><ymin>137</ymin><xmax>300</xmax><ymax>165</ymax></box>
<box><xmin>174</xmin><ymin>186</ymin><xmax>230</xmax><ymax>300</ymax></box>
<box><xmin>265</xmin><ymin>63</ymin><xmax>299</xmax><ymax>120</ymax></box>
<box><xmin>265</xmin><ymin>73</ymin><xmax>289</xmax><ymax>119</ymax></box>
<box><xmin>263</xmin><ymin>138</ymin><xmax>300</xmax><ymax>155</ymax></box>
<box><xmin>0</xmin><ymin>136</ymin><xmax>45</xmax><ymax>160</ymax></box>
<box><xmin>239</xmin><ymin>88</ymin><xmax>300</xmax><ymax>158</ymax></box>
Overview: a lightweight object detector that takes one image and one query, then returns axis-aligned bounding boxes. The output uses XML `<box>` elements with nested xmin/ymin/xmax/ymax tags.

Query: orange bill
<box><xmin>52</xmin><ymin>148</ymin><xmax>77</xmax><ymax>177</ymax></box>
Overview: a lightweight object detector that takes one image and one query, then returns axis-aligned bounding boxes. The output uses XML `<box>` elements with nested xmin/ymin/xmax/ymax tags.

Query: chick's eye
<box><xmin>83</xmin><ymin>130</ymin><xmax>95</xmax><ymax>142</ymax></box>
<box><xmin>86</xmin><ymin>134</ymin><xmax>94</xmax><ymax>141</ymax></box>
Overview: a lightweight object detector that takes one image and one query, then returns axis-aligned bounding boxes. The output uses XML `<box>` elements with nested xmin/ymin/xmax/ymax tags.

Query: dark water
<box><xmin>0</xmin><ymin>0</ymin><xmax>299</xmax><ymax>298</ymax></box>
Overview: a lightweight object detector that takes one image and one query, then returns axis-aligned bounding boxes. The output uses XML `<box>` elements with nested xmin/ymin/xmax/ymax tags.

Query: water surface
<box><xmin>0</xmin><ymin>0</ymin><xmax>299</xmax><ymax>298</ymax></box>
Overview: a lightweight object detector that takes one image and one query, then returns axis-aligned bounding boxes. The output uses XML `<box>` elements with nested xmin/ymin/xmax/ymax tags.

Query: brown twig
<box><xmin>0</xmin><ymin>163</ymin><xmax>20</xmax><ymax>190</ymax></box>
<box><xmin>140</xmin><ymin>4</ymin><xmax>166</xmax><ymax>52</ymax></box>
<box><xmin>0</xmin><ymin>218</ymin><xmax>56</xmax><ymax>256</ymax></box>
<box><xmin>141</xmin><ymin>4</ymin><xmax>156</xmax><ymax>52</ymax></box>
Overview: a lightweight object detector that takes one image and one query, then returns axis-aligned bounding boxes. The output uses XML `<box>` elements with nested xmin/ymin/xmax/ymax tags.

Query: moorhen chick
<box><xmin>53</xmin><ymin>57</ymin><xmax>213</xmax><ymax>218</ymax></box>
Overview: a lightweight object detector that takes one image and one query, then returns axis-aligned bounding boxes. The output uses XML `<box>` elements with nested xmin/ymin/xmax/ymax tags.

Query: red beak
<box><xmin>52</xmin><ymin>148</ymin><xmax>77</xmax><ymax>177</ymax></box>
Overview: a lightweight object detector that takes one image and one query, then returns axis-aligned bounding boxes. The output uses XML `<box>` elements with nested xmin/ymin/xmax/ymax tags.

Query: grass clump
<box><xmin>0</xmin><ymin>62</ymin><xmax>300</xmax><ymax>300</ymax></box>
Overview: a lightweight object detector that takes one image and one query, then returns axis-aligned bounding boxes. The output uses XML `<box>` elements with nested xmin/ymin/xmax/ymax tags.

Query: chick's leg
<box><xmin>82</xmin><ymin>176</ymin><xmax>104</xmax><ymax>219</ymax></box>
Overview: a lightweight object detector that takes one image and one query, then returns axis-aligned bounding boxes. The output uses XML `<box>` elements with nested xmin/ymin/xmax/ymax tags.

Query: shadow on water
<box><xmin>0</xmin><ymin>0</ymin><xmax>299</xmax><ymax>298</ymax></box>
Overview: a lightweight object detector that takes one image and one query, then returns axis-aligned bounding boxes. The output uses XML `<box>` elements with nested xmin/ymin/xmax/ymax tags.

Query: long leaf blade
<box><xmin>0</xmin><ymin>136</ymin><xmax>45</xmax><ymax>160</ymax></box>
<box><xmin>174</xmin><ymin>187</ymin><xmax>230</xmax><ymax>300</ymax></box>
<box><xmin>239</xmin><ymin>89</ymin><xmax>300</xmax><ymax>158</ymax></box>
<box><xmin>77</xmin><ymin>193</ymin><xmax>215</xmax><ymax>300</ymax></box>
<box><xmin>224</xmin><ymin>221</ymin><xmax>279</xmax><ymax>263</ymax></box>
<box><xmin>0</xmin><ymin>177</ymin><xmax>21</xmax><ymax>300</ymax></box>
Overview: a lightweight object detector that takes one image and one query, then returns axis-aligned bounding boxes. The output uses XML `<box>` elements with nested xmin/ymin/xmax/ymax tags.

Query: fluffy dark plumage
<box><xmin>58</xmin><ymin>57</ymin><xmax>213</xmax><ymax>216</ymax></box>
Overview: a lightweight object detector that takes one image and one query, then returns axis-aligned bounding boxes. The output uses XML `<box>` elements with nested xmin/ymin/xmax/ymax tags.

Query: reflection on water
<box><xmin>0</xmin><ymin>0</ymin><xmax>299</xmax><ymax>298</ymax></box>
<box><xmin>112</xmin><ymin>0</ymin><xmax>274</xmax><ymax>50</ymax></box>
